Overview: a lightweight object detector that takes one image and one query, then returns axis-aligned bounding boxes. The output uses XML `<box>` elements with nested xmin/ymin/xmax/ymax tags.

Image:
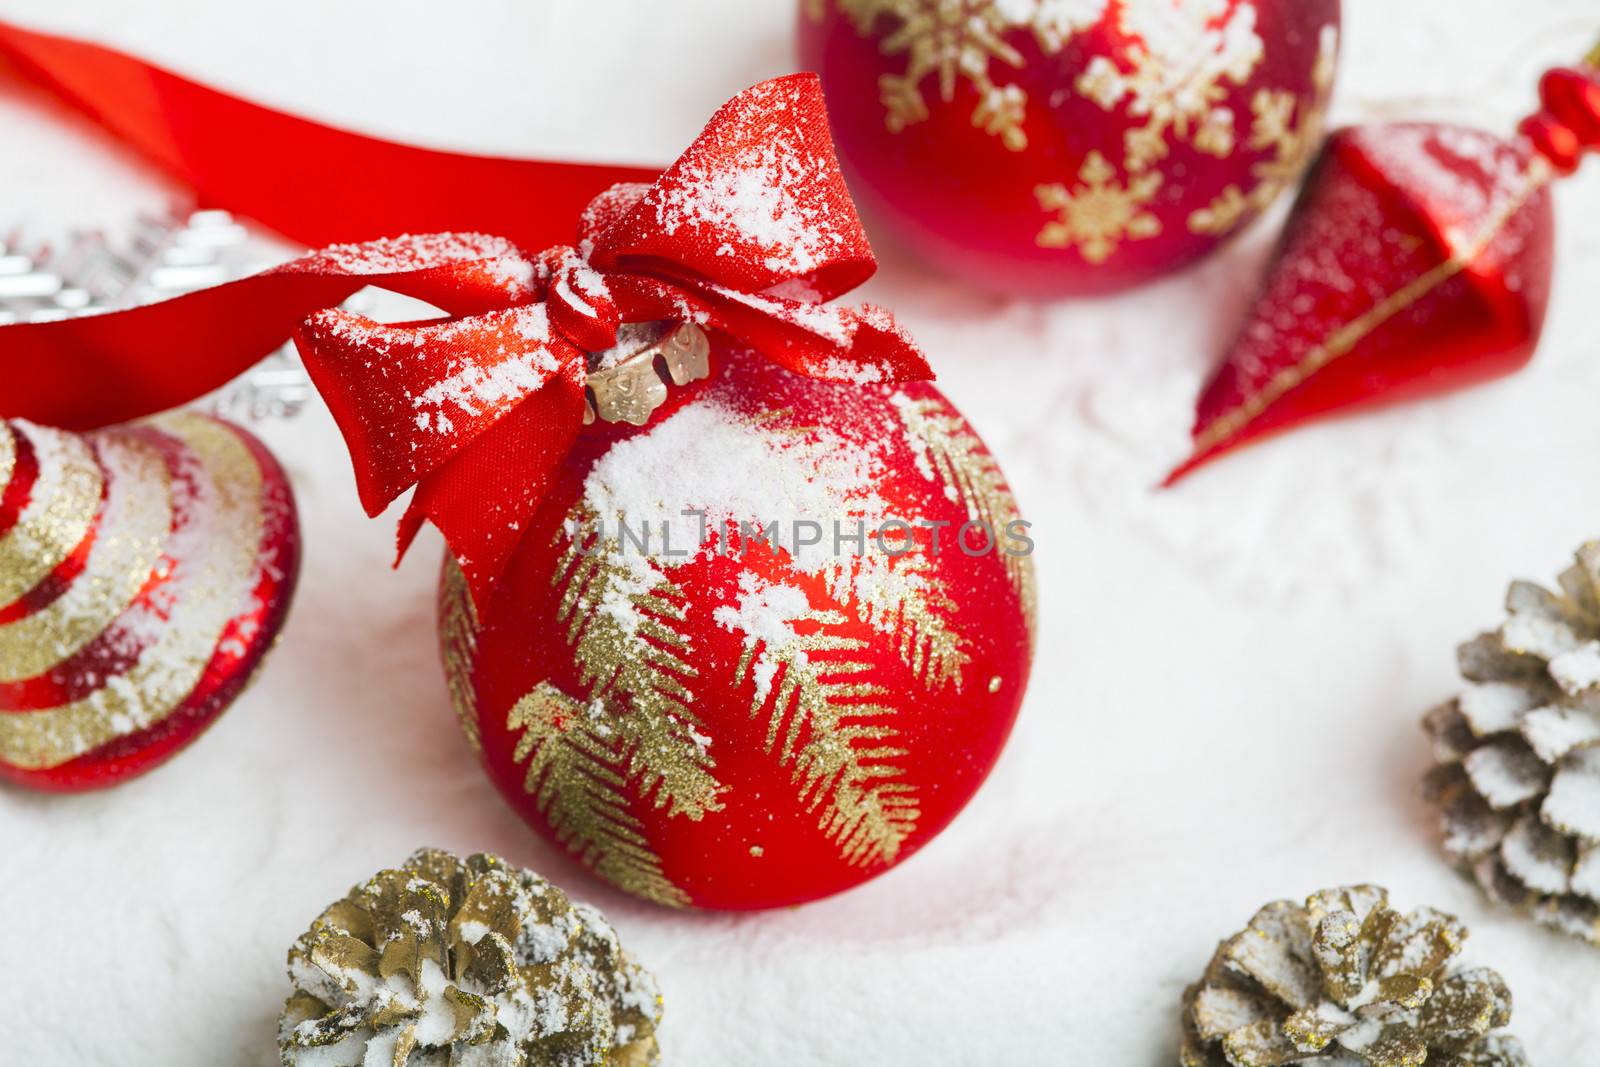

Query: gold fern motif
<box><xmin>893</xmin><ymin>394</ymin><xmax>1038</xmax><ymax>638</ymax></box>
<box><xmin>735</xmin><ymin>610</ymin><xmax>920</xmax><ymax>868</ymax></box>
<box><xmin>497</xmin><ymin>517</ymin><xmax>736</xmax><ymax>907</ymax></box>
<box><xmin>553</xmin><ymin>520</ymin><xmax>725</xmax><ymax>822</ymax></box>
<box><xmin>759</xmin><ymin>411</ymin><xmax>973</xmax><ymax>692</ymax></box>
<box><xmin>820</xmin><ymin>553</ymin><xmax>970</xmax><ymax>692</ymax></box>
<box><xmin>438</xmin><ymin>562</ymin><xmax>483</xmax><ymax>755</ymax></box>
<box><xmin>506</xmin><ymin>682</ymin><xmax>691</xmax><ymax>908</ymax></box>
<box><xmin>509</xmin><ymin>401</ymin><xmax>1022</xmax><ymax>895</ymax></box>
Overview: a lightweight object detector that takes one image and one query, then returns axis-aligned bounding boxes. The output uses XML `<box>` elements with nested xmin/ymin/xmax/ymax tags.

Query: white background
<box><xmin>3</xmin><ymin>1</ymin><xmax>1599</xmax><ymax>1063</ymax></box>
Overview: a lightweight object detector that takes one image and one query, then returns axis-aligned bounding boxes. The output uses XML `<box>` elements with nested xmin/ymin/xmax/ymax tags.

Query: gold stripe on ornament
<box><xmin>0</xmin><ymin>434</ymin><xmax>172</xmax><ymax>681</ymax></box>
<box><xmin>1191</xmin><ymin>158</ymin><xmax>1555</xmax><ymax>459</ymax></box>
<box><xmin>0</xmin><ymin>415</ymin><xmax>265</xmax><ymax>770</ymax></box>
<box><xmin>0</xmin><ymin>423</ymin><xmax>103</xmax><ymax>607</ymax></box>
<box><xmin>0</xmin><ymin>423</ymin><xmax>15</xmax><ymax>505</ymax></box>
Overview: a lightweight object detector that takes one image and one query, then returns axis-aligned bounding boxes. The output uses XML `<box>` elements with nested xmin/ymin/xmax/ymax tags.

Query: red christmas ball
<box><xmin>0</xmin><ymin>413</ymin><xmax>299</xmax><ymax>791</ymax></box>
<box><xmin>440</xmin><ymin>342</ymin><xmax>1036</xmax><ymax>910</ymax></box>
<box><xmin>798</xmin><ymin>0</ymin><xmax>1342</xmax><ymax>297</ymax></box>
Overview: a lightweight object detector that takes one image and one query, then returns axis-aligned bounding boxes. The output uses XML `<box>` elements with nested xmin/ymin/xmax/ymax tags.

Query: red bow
<box><xmin>0</xmin><ymin>73</ymin><xmax>933</xmax><ymax>607</ymax></box>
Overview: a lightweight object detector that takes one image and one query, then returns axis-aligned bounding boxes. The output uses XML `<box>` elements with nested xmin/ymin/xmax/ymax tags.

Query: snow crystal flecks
<box><xmin>579</xmin><ymin>398</ymin><xmax>889</xmax><ymax>574</ymax></box>
<box><xmin>854</xmin><ymin>303</ymin><xmax>907</xmax><ymax>335</ymax></box>
<box><xmin>550</xmin><ymin>251</ymin><xmax>614</xmax><ymax>319</ymax></box>
<box><xmin>485</xmin><ymin>255</ymin><xmax>539</xmax><ymax>296</ymax></box>
<box><xmin>713</xmin><ymin>574</ymin><xmax>814</xmax><ymax>705</ymax></box>
<box><xmin>312</xmin><ymin>305</ymin><xmax>562</xmax><ymax>435</ymax></box>
<box><xmin>1355</xmin><ymin>125</ymin><xmax>1532</xmax><ymax>257</ymax></box>
<box><xmin>596</xmin><ymin>552</ymin><xmax>670</xmax><ymax>641</ymax></box>
<box><xmin>765</xmin><ymin>277</ymin><xmax>827</xmax><ymax>303</ymax></box>
<box><xmin>410</xmin><ymin>312</ymin><xmax>561</xmax><ymax>428</ymax></box>
<box><xmin>714</xmin><ymin>573</ymin><xmax>811</xmax><ymax>650</ymax></box>
<box><xmin>284</xmin><ymin>232</ymin><xmax>537</xmax><ymax>296</ymax></box>
<box><xmin>579</xmin><ymin>182</ymin><xmax>652</xmax><ymax>249</ymax></box>
<box><xmin>817</xmin><ymin>358</ymin><xmax>885</xmax><ymax>385</ymax></box>
<box><xmin>304</xmin><ymin>310</ymin><xmax>391</xmax><ymax>353</ymax></box>
<box><xmin>648</xmin><ymin>90</ymin><xmax>848</xmax><ymax>277</ymax></box>
<box><xmin>706</xmin><ymin>283</ymin><xmax>853</xmax><ymax>346</ymax></box>
<box><xmin>512</xmin><ymin>306</ymin><xmax>553</xmax><ymax>344</ymax></box>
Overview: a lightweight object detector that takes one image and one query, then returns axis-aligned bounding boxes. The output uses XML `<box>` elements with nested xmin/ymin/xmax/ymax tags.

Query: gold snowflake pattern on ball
<box><xmin>1033</xmin><ymin>151</ymin><xmax>1163</xmax><ymax>263</ymax></box>
<box><xmin>819</xmin><ymin>0</ymin><xmax>1111</xmax><ymax>151</ymax></box>
<box><xmin>1075</xmin><ymin>0</ymin><xmax>1265</xmax><ymax>172</ymax></box>
<box><xmin>1187</xmin><ymin>24</ymin><xmax>1340</xmax><ymax>236</ymax></box>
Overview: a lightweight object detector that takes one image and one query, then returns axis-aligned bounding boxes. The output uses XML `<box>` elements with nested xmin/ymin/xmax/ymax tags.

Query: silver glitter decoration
<box><xmin>0</xmin><ymin>208</ymin><xmax>312</xmax><ymax>421</ymax></box>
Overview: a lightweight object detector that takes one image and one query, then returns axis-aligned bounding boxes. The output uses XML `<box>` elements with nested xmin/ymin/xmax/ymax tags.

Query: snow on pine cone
<box><xmin>1423</xmin><ymin>541</ymin><xmax>1600</xmax><ymax>945</ymax></box>
<box><xmin>1180</xmin><ymin>885</ymin><xmax>1527</xmax><ymax>1067</ymax></box>
<box><xmin>278</xmin><ymin>849</ymin><xmax>662</xmax><ymax>1067</ymax></box>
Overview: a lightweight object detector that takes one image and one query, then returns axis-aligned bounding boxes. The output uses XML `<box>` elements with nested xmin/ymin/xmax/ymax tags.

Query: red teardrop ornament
<box><xmin>1169</xmin><ymin>57</ymin><xmax>1599</xmax><ymax>483</ymax></box>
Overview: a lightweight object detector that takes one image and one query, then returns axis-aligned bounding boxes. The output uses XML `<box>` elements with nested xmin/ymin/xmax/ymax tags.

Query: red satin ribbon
<box><xmin>0</xmin><ymin>26</ymin><xmax>934</xmax><ymax>608</ymax></box>
<box><xmin>0</xmin><ymin>20</ymin><xmax>658</xmax><ymax>249</ymax></box>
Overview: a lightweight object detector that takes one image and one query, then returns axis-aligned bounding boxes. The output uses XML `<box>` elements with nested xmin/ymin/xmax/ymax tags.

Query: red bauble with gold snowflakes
<box><xmin>440</xmin><ymin>338</ymin><xmax>1035</xmax><ymax>910</ymax></box>
<box><xmin>0</xmin><ymin>413</ymin><xmax>299</xmax><ymax>791</ymax></box>
<box><xmin>798</xmin><ymin>0</ymin><xmax>1342</xmax><ymax>296</ymax></box>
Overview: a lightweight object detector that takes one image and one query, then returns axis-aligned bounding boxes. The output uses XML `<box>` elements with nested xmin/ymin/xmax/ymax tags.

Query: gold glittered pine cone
<box><xmin>1423</xmin><ymin>542</ymin><xmax>1600</xmax><ymax>945</ymax></box>
<box><xmin>278</xmin><ymin>848</ymin><xmax>662</xmax><ymax>1067</ymax></box>
<box><xmin>1180</xmin><ymin>885</ymin><xmax>1528</xmax><ymax>1067</ymax></box>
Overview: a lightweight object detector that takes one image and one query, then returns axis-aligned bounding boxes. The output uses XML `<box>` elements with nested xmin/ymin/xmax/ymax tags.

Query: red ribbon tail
<box><xmin>0</xmin><ymin>233</ymin><xmax>542</xmax><ymax>428</ymax></box>
<box><xmin>0</xmin><ymin>274</ymin><xmax>360</xmax><ymax>429</ymax></box>
<box><xmin>0</xmin><ymin>19</ymin><xmax>658</xmax><ymax>250</ymax></box>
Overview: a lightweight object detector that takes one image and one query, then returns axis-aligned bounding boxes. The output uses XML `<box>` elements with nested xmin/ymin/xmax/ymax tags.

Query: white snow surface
<box><xmin>2</xmin><ymin>0</ymin><xmax>1599</xmax><ymax>1064</ymax></box>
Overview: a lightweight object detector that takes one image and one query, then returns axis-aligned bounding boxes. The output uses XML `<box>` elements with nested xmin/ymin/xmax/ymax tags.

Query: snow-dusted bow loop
<box><xmin>0</xmin><ymin>74</ymin><xmax>934</xmax><ymax>608</ymax></box>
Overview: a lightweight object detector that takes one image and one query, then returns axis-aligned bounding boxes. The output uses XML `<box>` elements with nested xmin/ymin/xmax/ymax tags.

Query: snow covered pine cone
<box><xmin>279</xmin><ymin>849</ymin><xmax>662</xmax><ymax>1067</ymax></box>
<box><xmin>1180</xmin><ymin>885</ymin><xmax>1527</xmax><ymax>1067</ymax></box>
<box><xmin>1424</xmin><ymin>542</ymin><xmax>1600</xmax><ymax>945</ymax></box>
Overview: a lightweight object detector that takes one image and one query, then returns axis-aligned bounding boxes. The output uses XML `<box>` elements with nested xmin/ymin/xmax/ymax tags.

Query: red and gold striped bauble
<box><xmin>0</xmin><ymin>413</ymin><xmax>299</xmax><ymax>791</ymax></box>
